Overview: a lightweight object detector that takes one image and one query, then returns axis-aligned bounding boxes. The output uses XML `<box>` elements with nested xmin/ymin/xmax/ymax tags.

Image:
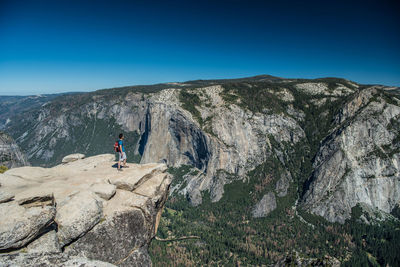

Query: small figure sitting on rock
<box><xmin>117</xmin><ymin>133</ymin><xmax>128</xmax><ymax>171</ymax></box>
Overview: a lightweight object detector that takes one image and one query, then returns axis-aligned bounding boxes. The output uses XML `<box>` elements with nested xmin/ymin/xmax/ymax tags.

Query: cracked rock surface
<box><xmin>0</xmin><ymin>154</ymin><xmax>171</xmax><ymax>266</ymax></box>
<box><xmin>301</xmin><ymin>88</ymin><xmax>400</xmax><ymax>223</ymax></box>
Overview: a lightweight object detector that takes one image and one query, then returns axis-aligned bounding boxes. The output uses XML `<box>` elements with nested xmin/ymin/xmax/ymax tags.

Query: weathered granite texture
<box><xmin>301</xmin><ymin>87</ymin><xmax>400</xmax><ymax>223</ymax></box>
<box><xmin>0</xmin><ymin>154</ymin><xmax>171</xmax><ymax>266</ymax></box>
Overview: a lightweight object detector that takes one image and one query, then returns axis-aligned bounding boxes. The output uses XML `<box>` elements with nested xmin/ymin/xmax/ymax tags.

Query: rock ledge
<box><xmin>0</xmin><ymin>154</ymin><xmax>171</xmax><ymax>267</ymax></box>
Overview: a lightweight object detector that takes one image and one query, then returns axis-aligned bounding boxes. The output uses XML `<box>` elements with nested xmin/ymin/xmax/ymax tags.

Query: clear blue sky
<box><xmin>0</xmin><ymin>0</ymin><xmax>399</xmax><ymax>95</ymax></box>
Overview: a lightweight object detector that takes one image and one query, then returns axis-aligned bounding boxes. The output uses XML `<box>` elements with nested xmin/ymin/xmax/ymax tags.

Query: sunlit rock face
<box><xmin>0</xmin><ymin>131</ymin><xmax>29</xmax><ymax>168</ymax></box>
<box><xmin>301</xmin><ymin>87</ymin><xmax>400</xmax><ymax>223</ymax></box>
<box><xmin>0</xmin><ymin>154</ymin><xmax>172</xmax><ymax>266</ymax></box>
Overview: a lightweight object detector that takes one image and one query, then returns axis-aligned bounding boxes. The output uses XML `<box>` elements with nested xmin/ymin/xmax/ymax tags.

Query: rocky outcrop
<box><xmin>55</xmin><ymin>191</ymin><xmax>103</xmax><ymax>247</ymax></box>
<box><xmin>0</xmin><ymin>202</ymin><xmax>55</xmax><ymax>250</ymax></box>
<box><xmin>301</xmin><ymin>87</ymin><xmax>400</xmax><ymax>223</ymax></box>
<box><xmin>252</xmin><ymin>192</ymin><xmax>277</xmax><ymax>218</ymax></box>
<box><xmin>0</xmin><ymin>154</ymin><xmax>172</xmax><ymax>266</ymax></box>
<box><xmin>0</xmin><ymin>131</ymin><xmax>28</xmax><ymax>168</ymax></box>
<box><xmin>275</xmin><ymin>171</ymin><xmax>292</xmax><ymax>197</ymax></box>
<box><xmin>61</xmin><ymin>153</ymin><xmax>85</xmax><ymax>163</ymax></box>
<box><xmin>90</xmin><ymin>183</ymin><xmax>116</xmax><ymax>200</ymax></box>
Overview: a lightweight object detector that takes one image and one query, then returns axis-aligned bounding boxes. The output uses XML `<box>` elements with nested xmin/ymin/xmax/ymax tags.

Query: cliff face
<box><xmin>0</xmin><ymin>131</ymin><xmax>29</xmax><ymax>168</ymax></box>
<box><xmin>140</xmin><ymin>85</ymin><xmax>305</xmax><ymax>204</ymax></box>
<box><xmin>0</xmin><ymin>154</ymin><xmax>172</xmax><ymax>266</ymax></box>
<box><xmin>2</xmin><ymin>76</ymin><xmax>400</xmax><ymax>225</ymax></box>
<box><xmin>301</xmin><ymin>87</ymin><xmax>400</xmax><ymax>223</ymax></box>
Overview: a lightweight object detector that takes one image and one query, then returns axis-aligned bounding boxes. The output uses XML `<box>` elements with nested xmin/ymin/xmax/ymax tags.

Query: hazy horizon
<box><xmin>1</xmin><ymin>73</ymin><xmax>399</xmax><ymax>97</ymax></box>
<box><xmin>1</xmin><ymin>0</ymin><xmax>399</xmax><ymax>95</ymax></box>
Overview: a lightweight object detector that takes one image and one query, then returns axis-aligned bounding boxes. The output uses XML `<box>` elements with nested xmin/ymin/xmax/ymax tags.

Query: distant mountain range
<box><xmin>0</xmin><ymin>92</ymin><xmax>82</xmax><ymax>130</ymax></box>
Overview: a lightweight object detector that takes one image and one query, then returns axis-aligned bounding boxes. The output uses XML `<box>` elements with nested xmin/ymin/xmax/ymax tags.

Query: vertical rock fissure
<box><xmin>138</xmin><ymin>106</ymin><xmax>151</xmax><ymax>156</ymax></box>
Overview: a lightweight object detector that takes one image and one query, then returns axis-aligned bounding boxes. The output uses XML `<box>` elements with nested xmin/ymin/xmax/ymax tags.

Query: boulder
<box><xmin>90</xmin><ymin>183</ymin><xmax>116</xmax><ymax>200</ymax></box>
<box><xmin>0</xmin><ymin>202</ymin><xmax>56</xmax><ymax>250</ymax></box>
<box><xmin>133</xmin><ymin>173</ymin><xmax>169</xmax><ymax>198</ymax></box>
<box><xmin>252</xmin><ymin>192</ymin><xmax>277</xmax><ymax>218</ymax></box>
<box><xmin>111</xmin><ymin>163</ymin><xmax>167</xmax><ymax>191</ymax></box>
<box><xmin>55</xmin><ymin>191</ymin><xmax>103</xmax><ymax>247</ymax></box>
<box><xmin>62</xmin><ymin>153</ymin><xmax>85</xmax><ymax>163</ymax></box>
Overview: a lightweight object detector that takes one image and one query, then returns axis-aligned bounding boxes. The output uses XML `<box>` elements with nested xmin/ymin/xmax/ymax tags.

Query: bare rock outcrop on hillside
<box><xmin>252</xmin><ymin>191</ymin><xmax>277</xmax><ymax>218</ymax></box>
<box><xmin>301</xmin><ymin>87</ymin><xmax>400</xmax><ymax>223</ymax></box>
<box><xmin>0</xmin><ymin>131</ymin><xmax>28</xmax><ymax>169</ymax></box>
<box><xmin>0</xmin><ymin>154</ymin><xmax>172</xmax><ymax>266</ymax></box>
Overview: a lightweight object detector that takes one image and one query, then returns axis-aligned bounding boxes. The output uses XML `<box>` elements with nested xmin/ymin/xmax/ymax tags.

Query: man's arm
<box><xmin>119</xmin><ymin>144</ymin><xmax>123</xmax><ymax>153</ymax></box>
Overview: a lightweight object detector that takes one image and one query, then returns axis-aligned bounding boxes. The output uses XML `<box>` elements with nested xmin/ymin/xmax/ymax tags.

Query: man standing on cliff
<box><xmin>117</xmin><ymin>133</ymin><xmax>128</xmax><ymax>171</ymax></box>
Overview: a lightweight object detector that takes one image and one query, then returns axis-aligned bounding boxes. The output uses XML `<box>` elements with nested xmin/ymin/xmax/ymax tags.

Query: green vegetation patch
<box><xmin>0</xmin><ymin>165</ymin><xmax>8</xmax><ymax>173</ymax></box>
<box><xmin>0</xmin><ymin>154</ymin><xmax>11</xmax><ymax>162</ymax></box>
<box><xmin>150</xmin><ymin>156</ymin><xmax>355</xmax><ymax>265</ymax></box>
<box><xmin>221</xmin><ymin>82</ymin><xmax>286</xmax><ymax>115</ymax></box>
<box><xmin>343</xmin><ymin>206</ymin><xmax>400</xmax><ymax>266</ymax></box>
<box><xmin>179</xmin><ymin>90</ymin><xmax>204</xmax><ymax>126</ymax></box>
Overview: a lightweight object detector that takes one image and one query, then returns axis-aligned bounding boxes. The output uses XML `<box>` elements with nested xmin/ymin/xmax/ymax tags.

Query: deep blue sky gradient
<box><xmin>1</xmin><ymin>0</ymin><xmax>399</xmax><ymax>95</ymax></box>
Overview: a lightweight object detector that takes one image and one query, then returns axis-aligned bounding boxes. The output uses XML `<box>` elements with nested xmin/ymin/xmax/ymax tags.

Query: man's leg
<box><xmin>123</xmin><ymin>152</ymin><xmax>128</xmax><ymax>167</ymax></box>
<box><xmin>118</xmin><ymin>153</ymin><xmax>122</xmax><ymax>171</ymax></box>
